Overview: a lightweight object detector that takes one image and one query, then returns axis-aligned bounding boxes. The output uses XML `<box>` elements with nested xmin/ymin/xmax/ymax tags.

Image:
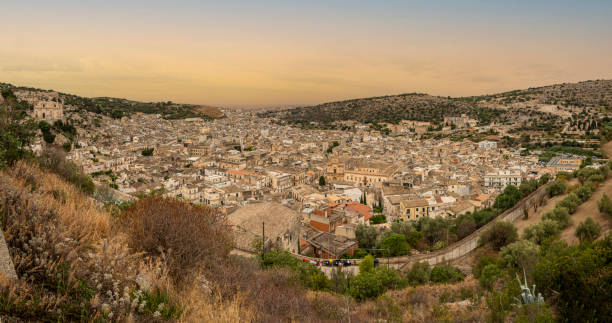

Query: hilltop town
<box><xmin>3</xmin><ymin>81</ymin><xmax>609</xmax><ymax>260</ymax></box>
<box><xmin>2</xmin><ymin>80</ymin><xmax>612</xmax><ymax>322</ymax></box>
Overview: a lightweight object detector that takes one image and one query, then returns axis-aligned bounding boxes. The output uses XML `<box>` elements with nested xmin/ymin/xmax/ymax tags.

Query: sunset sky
<box><xmin>1</xmin><ymin>0</ymin><xmax>611</xmax><ymax>107</ymax></box>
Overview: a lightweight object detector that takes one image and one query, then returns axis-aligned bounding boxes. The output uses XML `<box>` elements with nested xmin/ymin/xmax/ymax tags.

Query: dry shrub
<box><xmin>0</xmin><ymin>162</ymin><xmax>154</xmax><ymax>321</ymax></box>
<box><xmin>121</xmin><ymin>197</ymin><xmax>234</xmax><ymax>285</ymax></box>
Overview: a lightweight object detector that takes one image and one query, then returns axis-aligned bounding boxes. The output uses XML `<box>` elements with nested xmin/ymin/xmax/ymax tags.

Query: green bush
<box><xmin>429</xmin><ymin>265</ymin><xmax>464</xmax><ymax>283</ymax></box>
<box><xmin>546</xmin><ymin>179</ymin><xmax>567</xmax><ymax>197</ymax></box>
<box><xmin>406</xmin><ymin>261</ymin><xmax>430</xmax><ymax>285</ymax></box>
<box><xmin>557</xmin><ymin>193</ymin><xmax>581</xmax><ymax>214</ymax></box>
<box><xmin>598</xmin><ymin>193</ymin><xmax>612</xmax><ymax>217</ymax></box>
<box><xmin>359</xmin><ymin>255</ymin><xmax>375</xmax><ymax>273</ymax></box>
<box><xmin>515</xmin><ymin>303</ymin><xmax>554</xmax><ymax>323</ymax></box>
<box><xmin>141</xmin><ymin>147</ymin><xmax>154</xmax><ymax>156</ymax></box>
<box><xmin>349</xmin><ymin>272</ymin><xmax>383</xmax><ymax>301</ymax></box>
<box><xmin>479</xmin><ymin>264</ymin><xmax>502</xmax><ymax>290</ymax></box>
<box><xmin>369</xmin><ymin>213</ymin><xmax>386</xmax><ymax>225</ymax></box>
<box><xmin>381</xmin><ymin>234</ymin><xmax>410</xmax><ymax>256</ymax></box>
<box><xmin>541</xmin><ymin>207</ymin><xmax>570</xmax><ymax>228</ymax></box>
<box><xmin>534</xmin><ymin>236</ymin><xmax>612</xmax><ymax>322</ymax></box>
<box><xmin>575</xmin><ymin>218</ymin><xmax>601</xmax><ymax>243</ymax></box>
<box><xmin>478</xmin><ymin>221</ymin><xmax>518</xmax><ymax>251</ymax></box>
<box><xmin>573</xmin><ymin>182</ymin><xmax>595</xmax><ymax>202</ymax></box>
<box><xmin>523</xmin><ymin>220</ymin><xmax>560</xmax><ymax>245</ymax></box>
<box><xmin>473</xmin><ymin>255</ymin><xmax>498</xmax><ymax>279</ymax></box>
<box><xmin>374</xmin><ymin>266</ymin><xmax>406</xmax><ymax>290</ymax></box>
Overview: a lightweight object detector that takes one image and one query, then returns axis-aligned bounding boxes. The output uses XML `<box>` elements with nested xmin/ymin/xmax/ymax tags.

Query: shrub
<box><xmin>38</xmin><ymin>147</ymin><xmax>95</xmax><ymax>195</ymax></box>
<box><xmin>523</xmin><ymin>220</ymin><xmax>560</xmax><ymax>245</ymax></box>
<box><xmin>406</xmin><ymin>261</ymin><xmax>430</xmax><ymax>285</ymax></box>
<box><xmin>349</xmin><ymin>272</ymin><xmax>383</xmax><ymax>301</ymax></box>
<box><xmin>121</xmin><ymin>197</ymin><xmax>233</xmax><ymax>284</ymax></box>
<box><xmin>369</xmin><ymin>213</ymin><xmax>386</xmax><ymax>225</ymax></box>
<box><xmin>575</xmin><ymin>218</ymin><xmax>601</xmax><ymax>243</ymax></box>
<box><xmin>546</xmin><ymin>179</ymin><xmax>566</xmax><ymax>197</ymax></box>
<box><xmin>429</xmin><ymin>265</ymin><xmax>464</xmax><ymax>283</ymax></box>
<box><xmin>598</xmin><ymin>193</ymin><xmax>612</xmax><ymax>217</ymax></box>
<box><xmin>499</xmin><ymin>240</ymin><xmax>540</xmax><ymax>273</ymax></box>
<box><xmin>573</xmin><ymin>182</ymin><xmax>594</xmax><ymax>202</ymax></box>
<box><xmin>359</xmin><ymin>255</ymin><xmax>375</xmax><ymax>273</ymax></box>
<box><xmin>534</xmin><ymin>236</ymin><xmax>612</xmax><ymax>322</ymax></box>
<box><xmin>381</xmin><ymin>233</ymin><xmax>410</xmax><ymax>256</ymax></box>
<box><xmin>374</xmin><ymin>266</ymin><xmax>406</xmax><ymax>290</ymax></box>
<box><xmin>541</xmin><ymin>207</ymin><xmax>570</xmax><ymax>228</ymax></box>
<box><xmin>479</xmin><ymin>264</ymin><xmax>502</xmax><ymax>290</ymax></box>
<box><xmin>478</xmin><ymin>221</ymin><xmax>518</xmax><ymax>251</ymax></box>
<box><xmin>515</xmin><ymin>303</ymin><xmax>554</xmax><ymax>323</ymax></box>
<box><xmin>141</xmin><ymin>147</ymin><xmax>154</xmax><ymax>156</ymax></box>
<box><xmin>473</xmin><ymin>255</ymin><xmax>498</xmax><ymax>279</ymax></box>
<box><xmin>557</xmin><ymin>193</ymin><xmax>581</xmax><ymax>214</ymax></box>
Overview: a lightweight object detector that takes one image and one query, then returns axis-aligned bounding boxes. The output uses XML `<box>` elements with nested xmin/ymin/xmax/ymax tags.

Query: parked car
<box><xmin>342</xmin><ymin>259</ymin><xmax>352</xmax><ymax>266</ymax></box>
<box><xmin>332</xmin><ymin>259</ymin><xmax>341</xmax><ymax>267</ymax></box>
<box><xmin>323</xmin><ymin>260</ymin><xmax>332</xmax><ymax>266</ymax></box>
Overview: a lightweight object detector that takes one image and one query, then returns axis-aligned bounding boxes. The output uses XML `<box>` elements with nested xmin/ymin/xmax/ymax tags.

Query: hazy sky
<box><xmin>1</xmin><ymin>0</ymin><xmax>611</xmax><ymax>107</ymax></box>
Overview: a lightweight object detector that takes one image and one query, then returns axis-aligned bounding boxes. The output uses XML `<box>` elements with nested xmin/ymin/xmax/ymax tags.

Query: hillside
<box><xmin>0</xmin><ymin>82</ymin><xmax>224</xmax><ymax>120</ymax></box>
<box><xmin>260</xmin><ymin>79</ymin><xmax>612</xmax><ymax>127</ymax></box>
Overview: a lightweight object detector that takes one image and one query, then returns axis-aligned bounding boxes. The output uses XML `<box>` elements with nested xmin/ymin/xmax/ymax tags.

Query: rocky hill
<box><xmin>260</xmin><ymin>80</ymin><xmax>612</xmax><ymax>126</ymax></box>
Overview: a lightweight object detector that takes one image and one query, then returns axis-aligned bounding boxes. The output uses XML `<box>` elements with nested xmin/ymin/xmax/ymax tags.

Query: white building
<box><xmin>478</xmin><ymin>140</ymin><xmax>498</xmax><ymax>150</ymax></box>
<box><xmin>484</xmin><ymin>170</ymin><xmax>522</xmax><ymax>188</ymax></box>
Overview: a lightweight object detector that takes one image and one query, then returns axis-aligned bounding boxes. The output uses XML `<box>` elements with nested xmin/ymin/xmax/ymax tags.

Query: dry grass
<box><xmin>0</xmin><ymin>162</ymin><xmax>258</xmax><ymax>322</ymax></box>
<box><xmin>120</xmin><ymin>197</ymin><xmax>233</xmax><ymax>285</ymax></box>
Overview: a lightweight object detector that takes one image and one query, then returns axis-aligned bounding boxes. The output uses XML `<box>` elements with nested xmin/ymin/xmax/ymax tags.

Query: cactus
<box><xmin>514</xmin><ymin>269</ymin><xmax>544</xmax><ymax>306</ymax></box>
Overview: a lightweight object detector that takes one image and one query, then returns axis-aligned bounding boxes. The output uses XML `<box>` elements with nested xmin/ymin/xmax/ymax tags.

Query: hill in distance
<box><xmin>0</xmin><ymin>82</ymin><xmax>224</xmax><ymax>120</ymax></box>
<box><xmin>260</xmin><ymin>79</ymin><xmax>612</xmax><ymax>126</ymax></box>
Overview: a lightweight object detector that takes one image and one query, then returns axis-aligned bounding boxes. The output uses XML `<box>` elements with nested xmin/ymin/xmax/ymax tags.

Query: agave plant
<box><xmin>514</xmin><ymin>269</ymin><xmax>544</xmax><ymax>306</ymax></box>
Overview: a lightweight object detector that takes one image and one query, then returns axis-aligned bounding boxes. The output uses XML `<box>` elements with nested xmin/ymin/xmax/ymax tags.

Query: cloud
<box><xmin>2</xmin><ymin>63</ymin><xmax>82</xmax><ymax>73</ymax></box>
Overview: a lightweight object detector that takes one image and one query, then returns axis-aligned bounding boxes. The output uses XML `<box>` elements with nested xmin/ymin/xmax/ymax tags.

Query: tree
<box><xmin>478</xmin><ymin>221</ymin><xmax>518</xmax><ymax>250</ymax></box>
<box><xmin>456</xmin><ymin>217</ymin><xmax>477</xmax><ymax>239</ymax></box>
<box><xmin>359</xmin><ymin>255</ymin><xmax>375</xmax><ymax>273</ymax></box>
<box><xmin>523</xmin><ymin>220</ymin><xmax>560</xmax><ymax>245</ymax></box>
<box><xmin>575</xmin><ymin>218</ymin><xmax>601</xmax><ymax>243</ymax></box>
<box><xmin>546</xmin><ymin>180</ymin><xmax>567</xmax><ymax>197</ymax></box>
<box><xmin>355</xmin><ymin>224</ymin><xmax>378</xmax><ymax>250</ymax></box>
<box><xmin>493</xmin><ymin>185</ymin><xmax>522</xmax><ymax>211</ymax></box>
<box><xmin>381</xmin><ymin>234</ymin><xmax>410</xmax><ymax>256</ymax></box>
<box><xmin>369</xmin><ymin>213</ymin><xmax>386</xmax><ymax>224</ymax></box>
<box><xmin>598</xmin><ymin>193</ymin><xmax>612</xmax><ymax>217</ymax></box>
<box><xmin>557</xmin><ymin>193</ymin><xmax>581</xmax><ymax>214</ymax></box>
<box><xmin>541</xmin><ymin>207</ymin><xmax>570</xmax><ymax>228</ymax></box>
<box><xmin>419</xmin><ymin>216</ymin><xmax>451</xmax><ymax>246</ymax></box>
<box><xmin>499</xmin><ymin>240</ymin><xmax>540</xmax><ymax>273</ymax></box>
<box><xmin>141</xmin><ymin>147</ymin><xmax>154</xmax><ymax>156</ymax></box>
<box><xmin>318</xmin><ymin>175</ymin><xmax>326</xmax><ymax>186</ymax></box>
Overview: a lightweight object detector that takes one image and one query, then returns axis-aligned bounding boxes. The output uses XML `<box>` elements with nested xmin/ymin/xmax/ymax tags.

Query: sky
<box><xmin>1</xmin><ymin>0</ymin><xmax>611</xmax><ymax>108</ymax></box>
